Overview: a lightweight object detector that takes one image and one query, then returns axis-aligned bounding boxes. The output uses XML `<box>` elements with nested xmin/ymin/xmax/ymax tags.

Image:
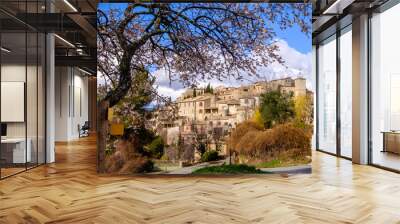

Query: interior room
<box><xmin>0</xmin><ymin>2</ymin><xmax>46</xmax><ymax>178</ymax></box>
<box><xmin>370</xmin><ymin>3</ymin><xmax>400</xmax><ymax>170</ymax></box>
<box><xmin>54</xmin><ymin>66</ymin><xmax>92</xmax><ymax>141</ymax></box>
<box><xmin>313</xmin><ymin>0</ymin><xmax>400</xmax><ymax>171</ymax></box>
<box><xmin>0</xmin><ymin>0</ymin><xmax>97</xmax><ymax>179</ymax></box>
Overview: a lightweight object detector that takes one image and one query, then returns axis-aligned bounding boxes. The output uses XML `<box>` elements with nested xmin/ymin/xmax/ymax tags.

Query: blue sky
<box><xmin>275</xmin><ymin>24</ymin><xmax>311</xmax><ymax>54</ymax></box>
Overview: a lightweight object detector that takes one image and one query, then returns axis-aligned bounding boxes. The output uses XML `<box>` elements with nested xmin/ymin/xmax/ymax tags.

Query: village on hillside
<box><xmin>147</xmin><ymin>77</ymin><xmax>313</xmax><ymax>173</ymax></box>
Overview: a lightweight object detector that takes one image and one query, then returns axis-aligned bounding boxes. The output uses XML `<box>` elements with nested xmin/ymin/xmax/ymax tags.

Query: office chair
<box><xmin>79</xmin><ymin>121</ymin><xmax>90</xmax><ymax>138</ymax></box>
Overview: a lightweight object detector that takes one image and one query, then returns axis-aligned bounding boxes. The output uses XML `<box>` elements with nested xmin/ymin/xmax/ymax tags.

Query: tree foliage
<box><xmin>259</xmin><ymin>90</ymin><xmax>295</xmax><ymax>128</ymax></box>
<box><xmin>192</xmin><ymin>88</ymin><xmax>197</xmax><ymax>97</ymax></box>
<box><xmin>144</xmin><ymin>136</ymin><xmax>165</xmax><ymax>159</ymax></box>
<box><xmin>111</xmin><ymin>70</ymin><xmax>156</xmax><ymax>128</ymax></box>
<box><xmin>252</xmin><ymin>108</ymin><xmax>265</xmax><ymax>128</ymax></box>
<box><xmin>205</xmin><ymin>83</ymin><xmax>213</xmax><ymax>94</ymax></box>
<box><xmin>201</xmin><ymin>150</ymin><xmax>220</xmax><ymax>162</ymax></box>
<box><xmin>294</xmin><ymin>94</ymin><xmax>313</xmax><ymax>130</ymax></box>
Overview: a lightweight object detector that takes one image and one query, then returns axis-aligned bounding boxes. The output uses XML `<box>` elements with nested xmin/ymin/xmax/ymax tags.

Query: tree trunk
<box><xmin>97</xmin><ymin>100</ymin><xmax>109</xmax><ymax>173</ymax></box>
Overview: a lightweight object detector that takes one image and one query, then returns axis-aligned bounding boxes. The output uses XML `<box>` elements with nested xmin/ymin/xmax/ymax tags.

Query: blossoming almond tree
<box><xmin>97</xmin><ymin>3</ymin><xmax>310</xmax><ymax>172</ymax></box>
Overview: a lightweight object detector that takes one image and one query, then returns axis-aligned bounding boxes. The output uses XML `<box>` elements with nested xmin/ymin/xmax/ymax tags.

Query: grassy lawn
<box><xmin>192</xmin><ymin>164</ymin><xmax>269</xmax><ymax>174</ymax></box>
<box><xmin>255</xmin><ymin>157</ymin><xmax>311</xmax><ymax>168</ymax></box>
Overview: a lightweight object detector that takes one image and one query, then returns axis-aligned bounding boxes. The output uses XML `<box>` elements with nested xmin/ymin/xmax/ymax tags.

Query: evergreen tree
<box><xmin>259</xmin><ymin>91</ymin><xmax>295</xmax><ymax>128</ymax></box>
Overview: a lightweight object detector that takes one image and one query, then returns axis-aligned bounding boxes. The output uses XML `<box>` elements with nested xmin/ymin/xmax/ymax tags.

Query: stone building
<box><xmin>152</xmin><ymin>77</ymin><xmax>310</xmax><ymax>159</ymax></box>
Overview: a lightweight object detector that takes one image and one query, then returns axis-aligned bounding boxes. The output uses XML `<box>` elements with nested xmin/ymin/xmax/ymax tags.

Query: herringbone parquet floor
<box><xmin>1</xmin><ymin>136</ymin><xmax>400</xmax><ymax>224</ymax></box>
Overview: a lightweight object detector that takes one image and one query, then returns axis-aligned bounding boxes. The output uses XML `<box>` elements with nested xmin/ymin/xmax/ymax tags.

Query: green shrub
<box><xmin>136</xmin><ymin>159</ymin><xmax>154</xmax><ymax>173</ymax></box>
<box><xmin>160</xmin><ymin>154</ymin><xmax>169</xmax><ymax>161</ymax></box>
<box><xmin>193</xmin><ymin>164</ymin><xmax>266</xmax><ymax>174</ymax></box>
<box><xmin>201</xmin><ymin>150</ymin><xmax>220</xmax><ymax>162</ymax></box>
<box><xmin>145</xmin><ymin>136</ymin><xmax>164</xmax><ymax>159</ymax></box>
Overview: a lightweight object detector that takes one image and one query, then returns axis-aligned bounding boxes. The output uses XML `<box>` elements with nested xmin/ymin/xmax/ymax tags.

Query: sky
<box><xmin>98</xmin><ymin>3</ymin><xmax>313</xmax><ymax>101</ymax></box>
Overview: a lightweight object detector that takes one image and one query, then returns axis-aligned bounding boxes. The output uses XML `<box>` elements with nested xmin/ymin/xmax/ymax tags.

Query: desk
<box><xmin>381</xmin><ymin>131</ymin><xmax>400</xmax><ymax>154</ymax></box>
<box><xmin>1</xmin><ymin>138</ymin><xmax>31</xmax><ymax>163</ymax></box>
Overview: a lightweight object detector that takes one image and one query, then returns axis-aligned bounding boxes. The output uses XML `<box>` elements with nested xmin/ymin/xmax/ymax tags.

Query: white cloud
<box><xmin>157</xmin><ymin>86</ymin><xmax>186</xmax><ymax>101</ymax></box>
<box><xmin>152</xmin><ymin>39</ymin><xmax>312</xmax><ymax>100</ymax></box>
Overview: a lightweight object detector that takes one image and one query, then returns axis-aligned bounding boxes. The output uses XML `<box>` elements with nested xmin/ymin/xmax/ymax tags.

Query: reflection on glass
<box><xmin>318</xmin><ymin>35</ymin><xmax>337</xmax><ymax>154</ymax></box>
<box><xmin>1</xmin><ymin>31</ymin><xmax>27</xmax><ymax>177</ymax></box>
<box><xmin>371</xmin><ymin>4</ymin><xmax>400</xmax><ymax>171</ymax></box>
<box><xmin>38</xmin><ymin>33</ymin><xmax>46</xmax><ymax>165</ymax></box>
<box><xmin>340</xmin><ymin>27</ymin><xmax>352</xmax><ymax>158</ymax></box>
<box><xmin>27</xmin><ymin>32</ymin><xmax>38</xmax><ymax>169</ymax></box>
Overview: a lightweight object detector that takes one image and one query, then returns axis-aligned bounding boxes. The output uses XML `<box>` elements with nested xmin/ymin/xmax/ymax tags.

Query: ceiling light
<box><xmin>63</xmin><ymin>0</ymin><xmax>78</xmax><ymax>12</ymax></box>
<box><xmin>322</xmin><ymin>0</ymin><xmax>355</xmax><ymax>15</ymax></box>
<box><xmin>78</xmin><ymin>67</ymin><xmax>92</xmax><ymax>76</ymax></box>
<box><xmin>1</xmin><ymin>47</ymin><xmax>11</xmax><ymax>53</ymax></box>
<box><xmin>323</xmin><ymin>0</ymin><xmax>341</xmax><ymax>14</ymax></box>
<box><xmin>54</xmin><ymin>34</ymin><xmax>75</xmax><ymax>48</ymax></box>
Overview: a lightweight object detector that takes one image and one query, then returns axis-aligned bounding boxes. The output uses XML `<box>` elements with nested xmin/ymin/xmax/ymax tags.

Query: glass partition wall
<box><xmin>0</xmin><ymin>1</ymin><xmax>46</xmax><ymax>179</ymax></box>
<box><xmin>315</xmin><ymin>0</ymin><xmax>400</xmax><ymax>172</ymax></box>
<box><xmin>316</xmin><ymin>25</ymin><xmax>352</xmax><ymax>159</ymax></box>
<box><xmin>370</xmin><ymin>3</ymin><xmax>400</xmax><ymax>171</ymax></box>
<box><xmin>317</xmin><ymin>35</ymin><xmax>337</xmax><ymax>154</ymax></box>
<box><xmin>339</xmin><ymin>26</ymin><xmax>352</xmax><ymax>159</ymax></box>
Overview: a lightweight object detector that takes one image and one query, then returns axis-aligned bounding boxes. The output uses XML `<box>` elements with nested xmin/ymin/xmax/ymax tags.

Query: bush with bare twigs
<box><xmin>228</xmin><ymin>122</ymin><xmax>310</xmax><ymax>164</ymax></box>
<box><xmin>105</xmin><ymin>139</ymin><xmax>154</xmax><ymax>174</ymax></box>
<box><xmin>227</xmin><ymin>121</ymin><xmax>263</xmax><ymax>153</ymax></box>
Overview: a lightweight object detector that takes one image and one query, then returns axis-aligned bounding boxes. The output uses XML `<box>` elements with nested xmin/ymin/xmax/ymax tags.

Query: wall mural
<box><xmin>97</xmin><ymin>3</ymin><xmax>313</xmax><ymax>175</ymax></box>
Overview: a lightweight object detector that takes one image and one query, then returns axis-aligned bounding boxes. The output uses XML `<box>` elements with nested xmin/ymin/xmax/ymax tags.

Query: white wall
<box><xmin>55</xmin><ymin>67</ymin><xmax>89</xmax><ymax>141</ymax></box>
<box><xmin>1</xmin><ymin>63</ymin><xmax>46</xmax><ymax>164</ymax></box>
<box><xmin>1</xmin><ymin>65</ymin><xmax>26</xmax><ymax>138</ymax></box>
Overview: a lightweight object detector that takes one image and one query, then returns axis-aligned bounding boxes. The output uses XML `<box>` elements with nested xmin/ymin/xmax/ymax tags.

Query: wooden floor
<box><xmin>1</xmin><ymin>136</ymin><xmax>400</xmax><ymax>223</ymax></box>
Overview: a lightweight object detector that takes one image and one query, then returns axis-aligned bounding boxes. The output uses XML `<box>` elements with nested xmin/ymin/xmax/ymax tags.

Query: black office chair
<box><xmin>79</xmin><ymin>121</ymin><xmax>90</xmax><ymax>138</ymax></box>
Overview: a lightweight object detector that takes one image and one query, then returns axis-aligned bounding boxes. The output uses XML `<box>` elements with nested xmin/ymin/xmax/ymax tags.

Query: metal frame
<box><xmin>315</xmin><ymin>22</ymin><xmax>353</xmax><ymax>162</ymax></box>
<box><xmin>0</xmin><ymin>0</ymin><xmax>48</xmax><ymax>180</ymax></box>
<box><xmin>367</xmin><ymin>11</ymin><xmax>373</xmax><ymax>165</ymax></box>
<box><xmin>336</xmin><ymin>27</ymin><xmax>341</xmax><ymax>157</ymax></box>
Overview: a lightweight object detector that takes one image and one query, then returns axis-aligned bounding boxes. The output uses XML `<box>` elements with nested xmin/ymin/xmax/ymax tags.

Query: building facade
<box><xmin>152</xmin><ymin>77</ymin><xmax>309</xmax><ymax>158</ymax></box>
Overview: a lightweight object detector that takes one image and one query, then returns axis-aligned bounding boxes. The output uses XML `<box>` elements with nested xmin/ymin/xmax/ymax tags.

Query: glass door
<box><xmin>339</xmin><ymin>26</ymin><xmax>352</xmax><ymax>158</ymax></box>
<box><xmin>317</xmin><ymin>35</ymin><xmax>337</xmax><ymax>154</ymax></box>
